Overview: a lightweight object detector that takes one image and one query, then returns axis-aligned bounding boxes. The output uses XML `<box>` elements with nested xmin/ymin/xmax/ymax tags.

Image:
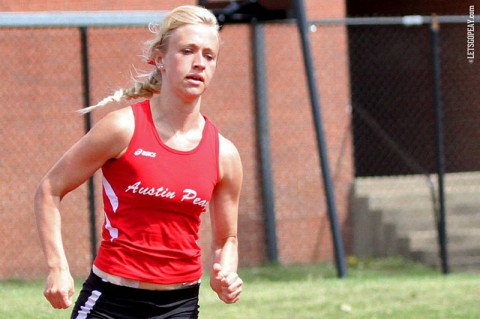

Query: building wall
<box><xmin>347</xmin><ymin>0</ymin><xmax>473</xmax><ymax>16</ymax></box>
<box><xmin>0</xmin><ymin>0</ymin><xmax>352</xmax><ymax>279</ymax></box>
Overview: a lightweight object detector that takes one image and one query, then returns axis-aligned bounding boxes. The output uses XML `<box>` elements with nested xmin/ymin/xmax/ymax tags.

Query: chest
<box><xmin>102</xmin><ymin>123</ymin><xmax>219</xmax><ymax>215</ymax></box>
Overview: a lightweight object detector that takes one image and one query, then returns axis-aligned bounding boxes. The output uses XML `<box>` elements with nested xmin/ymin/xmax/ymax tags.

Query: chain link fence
<box><xmin>1</xmin><ymin>13</ymin><xmax>479</xmax><ymax>279</ymax></box>
<box><xmin>347</xmin><ymin>16</ymin><xmax>480</xmax><ymax>271</ymax></box>
<box><xmin>349</xmin><ymin>20</ymin><xmax>480</xmax><ymax>176</ymax></box>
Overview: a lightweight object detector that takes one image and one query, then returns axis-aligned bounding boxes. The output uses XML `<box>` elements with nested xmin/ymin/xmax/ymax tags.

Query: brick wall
<box><xmin>0</xmin><ymin>0</ymin><xmax>352</xmax><ymax>279</ymax></box>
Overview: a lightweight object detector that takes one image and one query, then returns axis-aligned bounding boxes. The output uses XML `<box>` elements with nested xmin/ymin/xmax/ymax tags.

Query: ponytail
<box><xmin>77</xmin><ymin>69</ymin><xmax>161</xmax><ymax>114</ymax></box>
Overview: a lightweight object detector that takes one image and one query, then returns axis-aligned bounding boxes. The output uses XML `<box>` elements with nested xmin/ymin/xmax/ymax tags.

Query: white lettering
<box><xmin>133</xmin><ymin>148</ymin><xmax>157</xmax><ymax>158</ymax></box>
<box><xmin>467</xmin><ymin>6</ymin><xmax>475</xmax><ymax>64</ymax></box>
<box><xmin>181</xmin><ymin>189</ymin><xmax>209</xmax><ymax>208</ymax></box>
<box><xmin>126</xmin><ymin>181</ymin><xmax>141</xmax><ymax>193</ymax></box>
<box><xmin>155</xmin><ymin>187</ymin><xmax>176</xmax><ymax>198</ymax></box>
<box><xmin>125</xmin><ymin>181</ymin><xmax>175</xmax><ymax>199</ymax></box>
<box><xmin>143</xmin><ymin>151</ymin><xmax>157</xmax><ymax>158</ymax></box>
<box><xmin>124</xmin><ymin>182</ymin><xmax>206</xmax><ymax>207</ymax></box>
<box><xmin>138</xmin><ymin>187</ymin><xmax>150</xmax><ymax>195</ymax></box>
<box><xmin>193</xmin><ymin>197</ymin><xmax>208</xmax><ymax>207</ymax></box>
<box><xmin>181</xmin><ymin>189</ymin><xmax>197</xmax><ymax>202</ymax></box>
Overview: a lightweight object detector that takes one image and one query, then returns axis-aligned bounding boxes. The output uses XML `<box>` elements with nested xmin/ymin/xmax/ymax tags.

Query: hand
<box><xmin>43</xmin><ymin>269</ymin><xmax>75</xmax><ymax>309</ymax></box>
<box><xmin>210</xmin><ymin>263</ymin><xmax>243</xmax><ymax>304</ymax></box>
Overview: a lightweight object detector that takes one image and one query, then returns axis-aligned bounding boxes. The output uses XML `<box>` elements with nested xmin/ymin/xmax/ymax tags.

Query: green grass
<box><xmin>1</xmin><ymin>258</ymin><xmax>479</xmax><ymax>319</ymax></box>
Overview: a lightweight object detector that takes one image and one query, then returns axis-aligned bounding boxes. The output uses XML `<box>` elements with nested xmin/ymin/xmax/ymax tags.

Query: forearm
<box><xmin>211</xmin><ymin>236</ymin><xmax>238</xmax><ymax>274</ymax></box>
<box><xmin>210</xmin><ymin>236</ymin><xmax>242</xmax><ymax>303</ymax></box>
<box><xmin>209</xmin><ymin>135</ymin><xmax>243</xmax><ymax>303</ymax></box>
<box><xmin>34</xmin><ymin>181</ymin><xmax>69</xmax><ymax>272</ymax></box>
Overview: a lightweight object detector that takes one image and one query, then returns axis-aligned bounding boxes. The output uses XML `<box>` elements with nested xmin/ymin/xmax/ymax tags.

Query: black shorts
<box><xmin>71</xmin><ymin>271</ymin><xmax>200</xmax><ymax>319</ymax></box>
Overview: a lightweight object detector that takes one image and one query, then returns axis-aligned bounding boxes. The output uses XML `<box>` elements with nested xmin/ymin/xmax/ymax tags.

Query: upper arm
<box><xmin>209</xmin><ymin>135</ymin><xmax>243</xmax><ymax>243</ymax></box>
<box><xmin>38</xmin><ymin>107</ymin><xmax>134</xmax><ymax>199</ymax></box>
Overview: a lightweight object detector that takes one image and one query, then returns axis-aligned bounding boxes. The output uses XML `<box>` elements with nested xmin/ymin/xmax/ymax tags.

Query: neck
<box><xmin>149</xmin><ymin>94</ymin><xmax>206</xmax><ymax>151</ymax></box>
<box><xmin>150</xmin><ymin>93</ymin><xmax>203</xmax><ymax>132</ymax></box>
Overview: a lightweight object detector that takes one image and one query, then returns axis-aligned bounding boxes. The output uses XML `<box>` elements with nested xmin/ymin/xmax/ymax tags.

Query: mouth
<box><xmin>186</xmin><ymin>74</ymin><xmax>205</xmax><ymax>83</ymax></box>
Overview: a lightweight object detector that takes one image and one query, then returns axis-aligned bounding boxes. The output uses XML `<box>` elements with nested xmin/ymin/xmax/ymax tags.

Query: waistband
<box><xmin>92</xmin><ymin>265</ymin><xmax>201</xmax><ymax>291</ymax></box>
<box><xmin>87</xmin><ymin>271</ymin><xmax>200</xmax><ymax>303</ymax></box>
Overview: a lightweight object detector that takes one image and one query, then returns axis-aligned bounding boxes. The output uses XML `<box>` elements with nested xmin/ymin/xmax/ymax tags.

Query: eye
<box><xmin>182</xmin><ymin>48</ymin><xmax>193</xmax><ymax>54</ymax></box>
<box><xmin>204</xmin><ymin>51</ymin><xmax>217</xmax><ymax>61</ymax></box>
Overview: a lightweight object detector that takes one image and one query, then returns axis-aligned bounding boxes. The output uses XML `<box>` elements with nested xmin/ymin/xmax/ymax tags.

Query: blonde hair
<box><xmin>78</xmin><ymin>5</ymin><xmax>219</xmax><ymax>114</ymax></box>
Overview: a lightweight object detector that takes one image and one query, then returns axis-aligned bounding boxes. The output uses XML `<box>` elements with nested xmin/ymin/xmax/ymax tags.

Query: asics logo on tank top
<box><xmin>134</xmin><ymin>148</ymin><xmax>157</xmax><ymax>158</ymax></box>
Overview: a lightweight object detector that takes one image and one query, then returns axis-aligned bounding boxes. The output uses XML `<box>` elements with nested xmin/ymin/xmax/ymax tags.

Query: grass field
<box><xmin>1</xmin><ymin>258</ymin><xmax>479</xmax><ymax>319</ymax></box>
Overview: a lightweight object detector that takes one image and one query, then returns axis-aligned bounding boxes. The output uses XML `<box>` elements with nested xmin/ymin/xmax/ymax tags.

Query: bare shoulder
<box><xmin>218</xmin><ymin>134</ymin><xmax>243</xmax><ymax>180</ymax></box>
<box><xmin>218</xmin><ymin>134</ymin><xmax>241</xmax><ymax>161</ymax></box>
<box><xmin>97</xmin><ymin>106</ymin><xmax>134</xmax><ymax>132</ymax></box>
<box><xmin>85</xmin><ymin>106</ymin><xmax>135</xmax><ymax>158</ymax></box>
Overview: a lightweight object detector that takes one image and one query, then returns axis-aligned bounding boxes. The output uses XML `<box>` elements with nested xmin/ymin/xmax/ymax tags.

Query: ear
<box><xmin>154</xmin><ymin>55</ymin><xmax>165</xmax><ymax>70</ymax></box>
<box><xmin>149</xmin><ymin>47</ymin><xmax>164</xmax><ymax>68</ymax></box>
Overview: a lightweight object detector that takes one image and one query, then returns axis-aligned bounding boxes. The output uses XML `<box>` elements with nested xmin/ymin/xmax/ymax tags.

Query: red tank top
<box><xmin>94</xmin><ymin>100</ymin><xmax>220</xmax><ymax>284</ymax></box>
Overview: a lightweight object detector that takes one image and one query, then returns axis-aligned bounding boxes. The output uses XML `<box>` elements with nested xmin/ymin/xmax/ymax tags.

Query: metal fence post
<box><xmin>431</xmin><ymin>15</ymin><xmax>449</xmax><ymax>274</ymax></box>
<box><xmin>252</xmin><ymin>22</ymin><xmax>279</xmax><ymax>263</ymax></box>
<box><xmin>80</xmin><ymin>26</ymin><xmax>98</xmax><ymax>261</ymax></box>
<box><xmin>293</xmin><ymin>0</ymin><xmax>347</xmax><ymax>278</ymax></box>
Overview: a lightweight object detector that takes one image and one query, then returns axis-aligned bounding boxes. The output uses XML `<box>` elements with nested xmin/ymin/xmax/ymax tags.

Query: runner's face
<box><xmin>160</xmin><ymin>24</ymin><xmax>219</xmax><ymax>101</ymax></box>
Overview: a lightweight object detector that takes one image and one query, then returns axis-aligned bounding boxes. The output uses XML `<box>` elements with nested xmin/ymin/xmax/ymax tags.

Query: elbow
<box><xmin>34</xmin><ymin>178</ymin><xmax>47</xmax><ymax>205</ymax></box>
<box><xmin>34</xmin><ymin>178</ymin><xmax>49</xmax><ymax>213</ymax></box>
<box><xmin>34</xmin><ymin>177</ymin><xmax>62</xmax><ymax>210</ymax></box>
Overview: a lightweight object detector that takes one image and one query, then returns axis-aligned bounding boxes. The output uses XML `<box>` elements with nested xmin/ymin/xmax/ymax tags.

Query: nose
<box><xmin>193</xmin><ymin>53</ymin><xmax>206</xmax><ymax>70</ymax></box>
